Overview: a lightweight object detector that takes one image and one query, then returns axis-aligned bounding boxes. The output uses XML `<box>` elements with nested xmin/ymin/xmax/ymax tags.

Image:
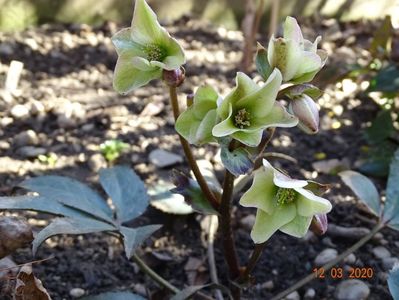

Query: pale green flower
<box><xmin>268</xmin><ymin>16</ymin><xmax>327</xmax><ymax>83</ymax></box>
<box><xmin>175</xmin><ymin>86</ymin><xmax>219</xmax><ymax>145</ymax></box>
<box><xmin>240</xmin><ymin>159</ymin><xmax>332</xmax><ymax>243</ymax></box>
<box><xmin>112</xmin><ymin>0</ymin><xmax>185</xmax><ymax>94</ymax></box>
<box><xmin>212</xmin><ymin>69</ymin><xmax>298</xmax><ymax>147</ymax></box>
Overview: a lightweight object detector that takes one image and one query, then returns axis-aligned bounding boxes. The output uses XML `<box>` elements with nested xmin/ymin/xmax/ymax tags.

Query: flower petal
<box><xmin>240</xmin><ymin>168</ymin><xmax>277</xmax><ymax>213</ymax></box>
<box><xmin>195</xmin><ymin>109</ymin><xmax>218</xmax><ymax>144</ymax></box>
<box><xmin>113</xmin><ymin>53</ymin><xmax>161</xmax><ymax>94</ymax></box>
<box><xmin>130</xmin><ymin>0</ymin><xmax>165</xmax><ymax>44</ymax></box>
<box><xmin>265</xmin><ymin>159</ymin><xmax>307</xmax><ymax>188</ymax></box>
<box><xmin>236</xmin><ymin>68</ymin><xmax>282</xmax><ymax>118</ymax></box>
<box><xmin>212</xmin><ymin>104</ymin><xmax>240</xmax><ymax>137</ymax></box>
<box><xmin>269</xmin><ymin>38</ymin><xmax>302</xmax><ymax>82</ymax></box>
<box><xmin>112</xmin><ymin>28</ymin><xmax>145</xmax><ymax>56</ymax></box>
<box><xmin>295</xmin><ymin>188</ymin><xmax>332</xmax><ymax>217</ymax></box>
<box><xmin>283</xmin><ymin>16</ymin><xmax>304</xmax><ymax>45</ymax></box>
<box><xmin>279</xmin><ymin>214</ymin><xmax>312</xmax><ymax>238</ymax></box>
<box><xmin>251</xmin><ymin>204</ymin><xmax>296</xmax><ymax>243</ymax></box>
<box><xmin>232</xmin><ymin>129</ymin><xmax>263</xmax><ymax>147</ymax></box>
<box><xmin>194</xmin><ymin>86</ymin><xmax>219</xmax><ymax>104</ymax></box>
<box><xmin>252</xmin><ymin>101</ymin><xmax>298</xmax><ymax>130</ymax></box>
<box><xmin>294</xmin><ymin>51</ymin><xmax>322</xmax><ymax>78</ymax></box>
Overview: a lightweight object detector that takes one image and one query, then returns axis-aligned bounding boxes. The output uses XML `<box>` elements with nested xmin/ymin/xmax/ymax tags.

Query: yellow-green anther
<box><xmin>234</xmin><ymin>108</ymin><xmax>251</xmax><ymax>129</ymax></box>
<box><xmin>144</xmin><ymin>44</ymin><xmax>166</xmax><ymax>62</ymax></box>
<box><xmin>276</xmin><ymin>188</ymin><xmax>297</xmax><ymax>206</ymax></box>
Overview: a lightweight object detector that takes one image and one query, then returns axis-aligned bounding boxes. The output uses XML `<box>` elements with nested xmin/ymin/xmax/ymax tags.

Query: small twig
<box><xmin>132</xmin><ymin>253</ymin><xmax>180</xmax><ymax>294</ymax></box>
<box><xmin>254</xmin><ymin>128</ymin><xmax>276</xmax><ymax>168</ymax></box>
<box><xmin>207</xmin><ymin>215</ymin><xmax>224</xmax><ymax>300</ymax></box>
<box><xmin>169</xmin><ymin>86</ymin><xmax>220</xmax><ymax>210</ymax></box>
<box><xmin>271</xmin><ymin>222</ymin><xmax>385</xmax><ymax>300</ymax></box>
<box><xmin>0</xmin><ymin>256</ymin><xmax>54</xmax><ymax>275</ymax></box>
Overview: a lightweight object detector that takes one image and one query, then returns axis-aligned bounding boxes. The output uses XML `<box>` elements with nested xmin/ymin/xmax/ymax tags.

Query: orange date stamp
<box><xmin>313</xmin><ymin>267</ymin><xmax>374</xmax><ymax>279</ymax></box>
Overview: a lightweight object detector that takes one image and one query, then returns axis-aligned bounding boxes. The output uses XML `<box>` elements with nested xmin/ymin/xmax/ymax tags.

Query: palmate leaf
<box><xmin>339</xmin><ymin>170</ymin><xmax>381</xmax><ymax>216</ymax></box>
<box><xmin>383</xmin><ymin>148</ymin><xmax>399</xmax><ymax>228</ymax></box>
<box><xmin>0</xmin><ymin>166</ymin><xmax>160</xmax><ymax>257</ymax></box>
<box><xmin>82</xmin><ymin>291</ymin><xmax>145</xmax><ymax>300</ymax></box>
<box><xmin>20</xmin><ymin>176</ymin><xmax>113</xmax><ymax>223</ymax></box>
<box><xmin>99</xmin><ymin>166</ymin><xmax>149</xmax><ymax>223</ymax></box>
<box><xmin>32</xmin><ymin>217</ymin><xmax>116</xmax><ymax>255</ymax></box>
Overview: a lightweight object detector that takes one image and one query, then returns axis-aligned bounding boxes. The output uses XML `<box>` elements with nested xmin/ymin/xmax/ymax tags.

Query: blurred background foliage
<box><xmin>0</xmin><ymin>0</ymin><xmax>398</xmax><ymax>32</ymax></box>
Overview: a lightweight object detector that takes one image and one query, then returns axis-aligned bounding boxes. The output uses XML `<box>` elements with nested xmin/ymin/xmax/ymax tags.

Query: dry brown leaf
<box><xmin>0</xmin><ymin>217</ymin><xmax>33</xmax><ymax>259</ymax></box>
<box><xmin>14</xmin><ymin>264</ymin><xmax>51</xmax><ymax>300</ymax></box>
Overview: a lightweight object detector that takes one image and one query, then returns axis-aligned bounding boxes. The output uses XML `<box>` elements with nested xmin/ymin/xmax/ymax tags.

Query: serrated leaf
<box><xmin>20</xmin><ymin>176</ymin><xmax>113</xmax><ymax>223</ymax></box>
<box><xmin>365</xmin><ymin>110</ymin><xmax>394</xmax><ymax>144</ymax></box>
<box><xmin>32</xmin><ymin>217</ymin><xmax>116</xmax><ymax>255</ymax></box>
<box><xmin>383</xmin><ymin>148</ymin><xmax>399</xmax><ymax>225</ymax></box>
<box><xmin>388</xmin><ymin>265</ymin><xmax>399</xmax><ymax>300</ymax></box>
<box><xmin>339</xmin><ymin>170</ymin><xmax>380</xmax><ymax>216</ymax></box>
<box><xmin>82</xmin><ymin>291</ymin><xmax>145</xmax><ymax>300</ymax></box>
<box><xmin>220</xmin><ymin>141</ymin><xmax>253</xmax><ymax>177</ymax></box>
<box><xmin>121</xmin><ymin>225</ymin><xmax>162</xmax><ymax>259</ymax></box>
<box><xmin>0</xmin><ymin>196</ymin><xmax>85</xmax><ymax>218</ymax></box>
<box><xmin>100</xmin><ymin>166</ymin><xmax>149</xmax><ymax>223</ymax></box>
<box><xmin>281</xmin><ymin>83</ymin><xmax>322</xmax><ymax>99</ymax></box>
<box><xmin>255</xmin><ymin>43</ymin><xmax>272</xmax><ymax>81</ymax></box>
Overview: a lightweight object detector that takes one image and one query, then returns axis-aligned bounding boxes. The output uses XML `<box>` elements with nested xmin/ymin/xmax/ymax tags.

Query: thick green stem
<box><xmin>271</xmin><ymin>222</ymin><xmax>385</xmax><ymax>300</ymax></box>
<box><xmin>168</xmin><ymin>86</ymin><xmax>220</xmax><ymax>210</ymax></box>
<box><xmin>132</xmin><ymin>253</ymin><xmax>180</xmax><ymax>294</ymax></box>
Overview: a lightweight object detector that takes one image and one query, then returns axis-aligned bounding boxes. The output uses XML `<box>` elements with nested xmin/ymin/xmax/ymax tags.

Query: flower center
<box><xmin>234</xmin><ymin>108</ymin><xmax>251</xmax><ymax>129</ymax></box>
<box><xmin>144</xmin><ymin>44</ymin><xmax>167</xmax><ymax>62</ymax></box>
<box><xmin>276</xmin><ymin>188</ymin><xmax>297</xmax><ymax>206</ymax></box>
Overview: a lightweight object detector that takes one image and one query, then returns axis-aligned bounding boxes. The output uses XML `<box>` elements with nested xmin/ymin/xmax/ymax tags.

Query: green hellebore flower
<box><xmin>112</xmin><ymin>0</ymin><xmax>185</xmax><ymax>94</ymax></box>
<box><xmin>240</xmin><ymin>159</ymin><xmax>332</xmax><ymax>244</ymax></box>
<box><xmin>268</xmin><ymin>16</ymin><xmax>327</xmax><ymax>83</ymax></box>
<box><xmin>175</xmin><ymin>86</ymin><xmax>219</xmax><ymax>145</ymax></box>
<box><xmin>212</xmin><ymin>69</ymin><xmax>298</xmax><ymax>147</ymax></box>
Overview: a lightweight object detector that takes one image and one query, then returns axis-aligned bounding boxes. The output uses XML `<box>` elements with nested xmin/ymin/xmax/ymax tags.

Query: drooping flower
<box><xmin>175</xmin><ymin>86</ymin><xmax>219</xmax><ymax>145</ymax></box>
<box><xmin>112</xmin><ymin>0</ymin><xmax>185</xmax><ymax>94</ymax></box>
<box><xmin>267</xmin><ymin>16</ymin><xmax>327</xmax><ymax>83</ymax></box>
<box><xmin>240</xmin><ymin>159</ymin><xmax>332</xmax><ymax>243</ymax></box>
<box><xmin>212</xmin><ymin>69</ymin><xmax>298</xmax><ymax>147</ymax></box>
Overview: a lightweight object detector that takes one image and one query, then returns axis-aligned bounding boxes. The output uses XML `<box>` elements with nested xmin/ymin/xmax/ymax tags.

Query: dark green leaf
<box><xmin>32</xmin><ymin>217</ymin><xmax>116</xmax><ymax>255</ymax></box>
<box><xmin>100</xmin><ymin>166</ymin><xmax>149</xmax><ymax>223</ymax></box>
<box><xmin>339</xmin><ymin>171</ymin><xmax>380</xmax><ymax>216</ymax></box>
<box><xmin>383</xmin><ymin>148</ymin><xmax>399</xmax><ymax>225</ymax></box>
<box><xmin>0</xmin><ymin>196</ymin><xmax>84</xmax><ymax>218</ymax></box>
<box><xmin>121</xmin><ymin>225</ymin><xmax>162</xmax><ymax>259</ymax></box>
<box><xmin>20</xmin><ymin>176</ymin><xmax>113</xmax><ymax>223</ymax></box>
<box><xmin>368</xmin><ymin>65</ymin><xmax>399</xmax><ymax>93</ymax></box>
<box><xmin>82</xmin><ymin>291</ymin><xmax>145</xmax><ymax>300</ymax></box>
<box><xmin>365</xmin><ymin>110</ymin><xmax>394</xmax><ymax>144</ymax></box>
<box><xmin>388</xmin><ymin>265</ymin><xmax>399</xmax><ymax>300</ymax></box>
<box><xmin>255</xmin><ymin>43</ymin><xmax>272</xmax><ymax>81</ymax></box>
<box><xmin>220</xmin><ymin>140</ymin><xmax>253</xmax><ymax>177</ymax></box>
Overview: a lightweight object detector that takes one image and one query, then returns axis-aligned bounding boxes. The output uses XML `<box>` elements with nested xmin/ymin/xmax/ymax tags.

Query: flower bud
<box><xmin>310</xmin><ymin>214</ymin><xmax>328</xmax><ymax>235</ymax></box>
<box><xmin>162</xmin><ymin>67</ymin><xmax>185</xmax><ymax>87</ymax></box>
<box><xmin>288</xmin><ymin>94</ymin><xmax>319</xmax><ymax>134</ymax></box>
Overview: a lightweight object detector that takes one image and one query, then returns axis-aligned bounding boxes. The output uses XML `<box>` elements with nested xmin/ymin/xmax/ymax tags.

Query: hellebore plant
<box><xmin>1</xmin><ymin>1</ymin><xmax>339</xmax><ymax>300</ymax></box>
<box><xmin>111</xmin><ymin>1</ymin><xmax>331</xmax><ymax>298</ymax></box>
